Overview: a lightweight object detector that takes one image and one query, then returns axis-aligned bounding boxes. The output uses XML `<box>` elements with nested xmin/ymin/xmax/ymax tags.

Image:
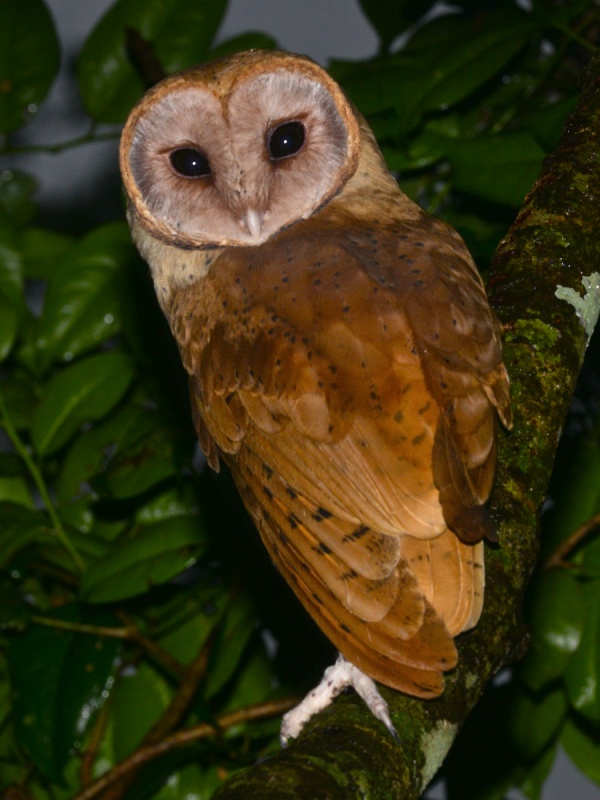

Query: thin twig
<box><xmin>543</xmin><ymin>512</ymin><xmax>600</xmax><ymax>571</ymax></box>
<box><xmin>73</xmin><ymin>697</ymin><xmax>298</xmax><ymax>800</ymax></box>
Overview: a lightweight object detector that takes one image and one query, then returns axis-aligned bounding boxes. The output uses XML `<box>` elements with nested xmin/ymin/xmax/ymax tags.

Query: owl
<box><xmin>120</xmin><ymin>49</ymin><xmax>511</xmax><ymax>740</ymax></box>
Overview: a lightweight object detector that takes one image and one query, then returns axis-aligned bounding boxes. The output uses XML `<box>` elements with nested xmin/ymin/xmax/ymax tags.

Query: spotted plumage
<box><xmin>120</xmin><ymin>49</ymin><xmax>511</xmax><ymax>719</ymax></box>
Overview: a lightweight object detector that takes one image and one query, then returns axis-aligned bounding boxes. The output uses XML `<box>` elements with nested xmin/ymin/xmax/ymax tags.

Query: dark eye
<box><xmin>169</xmin><ymin>148</ymin><xmax>211</xmax><ymax>178</ymax></box>
<box><xmin>268</xmin><ymin>121</ymin><xmax>305</xmax><ymax>161</ymax></box>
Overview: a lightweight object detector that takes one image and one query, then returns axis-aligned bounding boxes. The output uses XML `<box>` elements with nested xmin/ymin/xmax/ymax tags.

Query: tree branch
<box><xmin>212</xmin><ymin>53</ymin><xmax>600</xmax><ymax>799</ymax></box>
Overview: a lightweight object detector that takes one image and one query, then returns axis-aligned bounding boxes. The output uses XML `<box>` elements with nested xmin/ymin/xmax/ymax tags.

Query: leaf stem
<box><xmin>0</xmin><ymin>389</ymin><xmax>85</xmax><ymax>572</ymax></box>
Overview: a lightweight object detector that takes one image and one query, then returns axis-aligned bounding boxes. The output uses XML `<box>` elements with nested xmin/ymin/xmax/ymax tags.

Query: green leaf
<box><xmin>77</xmin><ymin>0</ymin><xmax>227</xmax><ymax>123</ymax></box>
<box><xmin>205</xmin><ymin>594</ymin><xmax>257</xmax><ymax>698</ymax></box>
<box><xmin>508</xmin><ymin>682</ymin><xmax>567</xmax><ymax>763</ymax></box>
<box><xmin>8</xmin><ymin>606</ymin><xmax>119</xmax><ymax>783</ymax></box>
<box><xmin>0</xmin><ymin>289</ymin><xmax>18</xmax><ymax>361</ymax></box>
<box><xmin>54</xmin><ymin>611</ymin><xmax>120</xmax><ymax>759</ymax></box>
<box><xmin>398</xmin><ymin>7</ymin><xmax>535</xmax><ymax>118</ymax></box>
<box><xmin>157</xmin><ymin>583</ymin><xmax>226</xmax><ymax>665</ymax></box>
<box><xmin>18</xmin><ymin>227</ymin><xmax>74</xmax><ymax>280</ymax></box>
<box><xmin>447</xmin><ymin>133</ymin><xmax>546</xmax><ymax>207</ymax></box>
<box><xmin>10</xmin><ymin>625</ymin><xmax>74</xmax><ymax>781</ymax></box>
<box><xmin>0</xmin><ymin>171</ymin><xmax>37</xmax><ymax>227</ymax></box>
<box><xmin>34</xmin><ymin>224</ymin><xmax>134</xmax><ymax>369</ymax></box>
<box><xmin>0</xmin><ymin>0</ymin><xmax>60</xmax><ymax>133</ymax></box>
<box><xmin>0</xmin><ymin>503</ymin><xmax>47</xmax><ymax>566</ymax></box>
<box><xmin>564</xmin><ymin>577</ymin><xmax>600</xmax><ymax>722</ymax></box>
<box><xmin>561</xmin><ymin>715</ymin><xmax>600</xmax><ymax>786</ymax></box>
<box><xmin>357</xmin><ymin>0</ymin><xmax>433</xmax><ymax>51</ymax></box>
<box><xmin>0</xmin><ymin>375</ymin><xmax>37</xmax><ymax>431</ymax></box>
<box><xmin>516</xmin><ymin>745</ymin><xmax>557</xmax><ymax>800</ymax></box>
<box><xmin>0</xmin><ymin>227</ymin><xmax>24</xmax><ymax>307</ymax></box>
<box><xmin>519</xmin><ymin>570</ymin><xmax>584</xmax><ymax>690</ymax></box>
<box><xmin>81</xmin><ymin>514</ymin><xmax>207</xmax><ymax>603</ymax></box>
<box><xmin>111</xmin><ymin>661</ymin><xmax>173</xmax><ymax>759</ymax></box>
<box><xmin>31</xmin><ymin>351</ymin><xmax>135</xmax><ymax>456</ymax></box>
<box><xmin>94</xmin><ymin>422</ymin><xmax>180</xmax><ymax>499</ymax></box>
<box><xmin>543</xmin><ymin>418</ymin><xmax>600</xmax><ymax>562</ymax></box>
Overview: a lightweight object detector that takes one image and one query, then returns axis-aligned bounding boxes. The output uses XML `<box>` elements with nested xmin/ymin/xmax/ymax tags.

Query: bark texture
<box><xmin>213</xmin><ymin>53</ymin><xmax>600</xmax><ymax>800</ymax></box>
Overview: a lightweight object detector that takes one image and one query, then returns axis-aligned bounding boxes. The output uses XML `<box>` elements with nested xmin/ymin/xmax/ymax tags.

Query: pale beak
<box><xmin>243</xmin><ymin>209</ymin><xmax>263</xmax><ymax>240</ymax></box>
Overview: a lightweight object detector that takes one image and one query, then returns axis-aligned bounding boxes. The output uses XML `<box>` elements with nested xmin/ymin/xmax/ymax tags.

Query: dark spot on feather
<box><xmin>414</xmin><ymin>241</ymin><xmax>424</xmax><ymax>247</ymax></box>
<box><xmin>394</xmin><ymin>410</ymin><xmax>403</xmax><ymax>423</ymax></box>
<box><xmin>262</xmin><ymin>464</ymin><xmax>273</xmax><ymax>478</ymax></box>
<box><xmin>279</xmin><ymin>532</ymin><xmax>289</xmax><ymax>544</ymax></box>
<box><xmin>315</xmin><ymin>506</ymin><xmax>332</xmax><ymax>519</ymax></box>
<box><xmin>418</xmin><ymin>401</ymin><xmax>431</xmax><ymax>414</ymax></box>
<box><xmin>342</xmin><ymin>305</ymin><xmax>350</xmax><ymax>313</ymax></box>
<box><xmin>263</xmin><ymin>486</ymin><xmax>273</xmax><ymax>500</ymax></box>
<box><xmin>313</xmin><ymin>278</ymin><xmax>322</xmax><ymax>286</ymax></box>
<box><xmin>288</xmin><ymin>514</ymin><xmax>299</xmax><ymax>529</ymax></box>
<box><xmin>312</xmin><ymin>593</ymin><xmax>324</xmax><ymax>605</ymax></box>
<box><xmin>344</xmin><ymin>525</ymin><xmax>369</xmax><ymax>542</ymax></box>
<box><xmin>286</xmin><ymin>487</ymin><xmax>297</xmax><ymax>500</ymax></box>
<box><xmin>412</xmin><ymin>432</ymin><xmax>426</xmax><ymax>446</ymax></box>
<box><xmin>315</xmin><ymin>542</ymin><xmax>332</xmax><ymax>554</ymax></box>
<box><xmin>340</xmin><ymin>623</ymin><xmax>351</xmax><ymax>633</ymax></box>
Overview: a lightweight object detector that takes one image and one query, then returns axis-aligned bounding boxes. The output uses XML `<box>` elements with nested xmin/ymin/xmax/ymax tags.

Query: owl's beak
<box><xmin>242</xmin><ymin>209</ymin><xmax>263</xmax><ymax>240</ymax></box>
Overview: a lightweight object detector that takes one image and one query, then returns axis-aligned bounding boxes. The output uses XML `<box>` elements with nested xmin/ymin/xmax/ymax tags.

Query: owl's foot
<box><xmin>280</xmin><ymin>653</ymin><xmax>399</xmax><ymax>746</ymax></box>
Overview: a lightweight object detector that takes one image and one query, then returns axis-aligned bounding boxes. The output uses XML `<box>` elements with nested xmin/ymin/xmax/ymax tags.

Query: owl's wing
<box><xmin>169</xmin><ymin>217</ymin><xmax>507</xmax><ymax>692</ymax></box>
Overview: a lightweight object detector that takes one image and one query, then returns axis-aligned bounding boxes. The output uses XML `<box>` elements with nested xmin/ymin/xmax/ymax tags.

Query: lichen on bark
<box><xmin>213</xmin><ymin>53</ymin><xmax>600</xmax><ymax>800</ymax></box>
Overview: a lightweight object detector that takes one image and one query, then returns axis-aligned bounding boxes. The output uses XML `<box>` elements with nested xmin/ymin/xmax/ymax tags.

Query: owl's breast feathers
<box><xmin>167</xmin><ymin>212</ymin><xmax>511</xmax><ymax>696</ymax></box>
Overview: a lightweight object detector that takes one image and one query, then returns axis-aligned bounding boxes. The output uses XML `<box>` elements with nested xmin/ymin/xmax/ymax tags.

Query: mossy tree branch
<box><xmin>212</xmin><ymin>53</ymin><xmax>600</xmax><ymax>800</ymax></box>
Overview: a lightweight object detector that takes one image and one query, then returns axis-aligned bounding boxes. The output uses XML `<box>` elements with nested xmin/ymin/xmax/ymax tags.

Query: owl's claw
<box><xmin>280</xmin><ymin>653</ymin><xmax>399</xmax><ymax>746</ymax></box>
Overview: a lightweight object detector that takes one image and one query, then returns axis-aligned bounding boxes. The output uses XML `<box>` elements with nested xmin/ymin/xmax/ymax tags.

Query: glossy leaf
<box><xmin>519</xmin><ymin>570</ymin><xmax>584</xmax><ymax>690</ymax></box>
<box><xmin>564</xmin><ymin>577</ymin><xmax>600</xmax><ymax>722</ymax></box>
<box><xmin>0</xmin><ymin>0</ymin><xmax>60</xmax><ymax>133</ymax></box>
<box><xmin>31</xmin><ymin>352</ymin><xmax>135</xmax><ymax>456</ymax></box>
<box><xmin>54</xmin><ymin>612</ymin><xmax>120</xmax><ymax>758</ymax></box>
<box><xmin>397</xmin><ymin>6</ymin><xmax>535</xmax><ymax>118</ymax></box>
<box><xmin>111</xmin><ymin>661</ymin><xmax>173</xmax><ymax>759</ymax></box>
<box><xmin>508</xmin><ymin>682</ymin><xmax>567</xmax><ymax>763</ymax></box>
<box><xmin>80</xmin><ymin>514</ymin><xmax>207</xmax><ymax>603</ymax></box>
<box><xmin>9</xmin><ymin>606</ymin><xmax>119</xmax><ymax>783</ymax></box>
<box><xmin>357</xmin><ymin>0</ymin><xmax>433</xmax><ymax>50</ymax></box>
<box><xmin>561</xmin><ymin>716</ymin><xmax>600</xmax><ymax>786</ymax></box>
<box><xmin>78</xmin><ymin>0</ymin><xmax>227</xmax><ymax>123</ymax></box>
<box><xmin>8</xmin><ymin>607</ymin><xmax>71</xmax><ymax>781</ymax></box>
<box><xmin>447</xmin><ymin>133</ymin><xmax>546</xmax><ymax>207</ymax></box>
<box><xmin>34</xmin><ymin>223</ymin><xmax>134</xmax><ymax>369</ymax></box>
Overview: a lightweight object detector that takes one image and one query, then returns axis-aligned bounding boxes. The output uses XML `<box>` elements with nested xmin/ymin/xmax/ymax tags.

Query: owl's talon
<box><xmin>280</xmin><ymin>654</ymin><xmax>399</xmax><ymax>746</ymax></box>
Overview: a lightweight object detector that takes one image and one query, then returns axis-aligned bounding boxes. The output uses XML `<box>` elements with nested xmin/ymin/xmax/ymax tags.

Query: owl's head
<box><xmin>120</xmin><ymin>50</ymin><xmax>362</xmax><ymax>248</ymax></box>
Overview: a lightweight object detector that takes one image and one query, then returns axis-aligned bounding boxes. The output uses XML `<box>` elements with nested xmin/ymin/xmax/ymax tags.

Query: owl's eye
<box><xmin>268</xmin><ymin>121</ymin><xmax>305</xmax><ymax>161</ymax></box>
<box><xmin>169</xmin><ymin>148</ymin><xmax>211</xmax><ymax>178</ymax></box>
